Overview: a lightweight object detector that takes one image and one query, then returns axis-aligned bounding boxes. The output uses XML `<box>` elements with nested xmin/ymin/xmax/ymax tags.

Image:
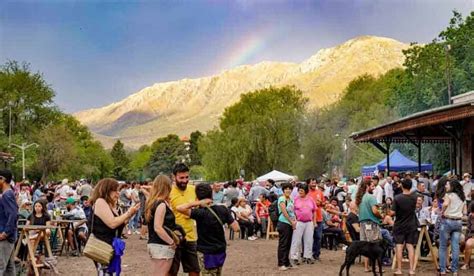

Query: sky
<box><xmin>1</xmin><ymin>0</ymin><xmax>473</xmax><ymax>113</ymax></box>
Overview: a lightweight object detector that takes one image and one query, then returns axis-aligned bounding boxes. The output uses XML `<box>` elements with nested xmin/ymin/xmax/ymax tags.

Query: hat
<box><xmin>337</xmin><ymin>181</ymin><xmax>346</xmax><ymax>188</ymax></box>
<box><xmin>65</xmin><ymin>197</ymin><xmax>75</xmax><ymax>204</ymax></box>
<box><xmin>0</xmin><ymin>169</ymin><xmax>13</xmax><ymax>184</ymax></box>
<box><xmin>463</xmin><ymin>173</ymin><xmax>471</xmax><ymax>178</ymax></box>
<box><xmin>318</xmin><ymin>183</ymin><xmax>325</xmax><ymax>190</ymax></box>
<box><xmin>62</xmin><ymin>178</ymin><xmax>69</xmax><ymax>185</ymax></box>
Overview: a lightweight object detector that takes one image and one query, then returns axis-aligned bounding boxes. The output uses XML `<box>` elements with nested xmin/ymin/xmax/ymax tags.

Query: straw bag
<box><xmin>83</xmin><ymin>208</ymin><xmax>114</xmax><ymax>264</ymax></box>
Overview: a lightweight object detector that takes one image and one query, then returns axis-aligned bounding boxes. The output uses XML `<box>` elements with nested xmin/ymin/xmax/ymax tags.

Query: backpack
<box><xmin>269</xmin><ymin>199</ymin><xmax>287</xmax><ymax>223</ymax></box>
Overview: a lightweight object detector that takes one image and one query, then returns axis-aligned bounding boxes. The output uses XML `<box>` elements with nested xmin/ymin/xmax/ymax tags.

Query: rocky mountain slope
<box><xmin>75</xmin><ymin>36</ymin><xmax>409</xmax><ymax>148</ymax></box>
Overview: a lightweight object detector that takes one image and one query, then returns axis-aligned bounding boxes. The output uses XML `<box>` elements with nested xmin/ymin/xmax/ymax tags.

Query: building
<box><xmin>350</xmin><ymin>91</ymin><xmax>474</xmax><ymax>174</ymax></box>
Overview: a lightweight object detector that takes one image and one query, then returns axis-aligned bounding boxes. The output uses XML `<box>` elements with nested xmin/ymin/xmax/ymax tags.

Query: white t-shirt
<box><xmin>373</xmin><ymin>185</ymin><xmax>384</xmax><ymax>204</ymax></box>
<box><xmin>384</xmin><ymin>182</ymin><xmax>394</xmax><ymax>200</ymax></box>
<box><xmin>58</xmin><ymin>185</ymin><xmax>71</xmax><ymax>199</ymax></box>
<box><xmin>461</xmin><ymin>180</ymin><xmax>473</xmax><ymax>201</ymax></box>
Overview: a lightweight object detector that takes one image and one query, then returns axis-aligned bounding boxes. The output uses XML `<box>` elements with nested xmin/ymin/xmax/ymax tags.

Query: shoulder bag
<box><xmin>83</xmin><ymin>207</ymin><xmax>114</xmax><ymax>265</ymax></box>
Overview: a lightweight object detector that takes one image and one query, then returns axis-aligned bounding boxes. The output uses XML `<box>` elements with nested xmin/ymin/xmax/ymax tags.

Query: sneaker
<box><xmin>127</xmin><ymin>230</ymin><xmax>132</xmax><ymax>235</ymax></box>
<box><xmin>278</xmin><ymin>266</ymin><xmax>288</xmax><ymax>271</ymax></box>
<box><xmin>287</xmin><ymin>264</ymin><xmax>296</xmax><ymax>269</ymax></box>
<box><xmin>292</xmin><ymin>259</ymin><xmax>300</xmax><ymax>266</ymax></box>
<box><xmin>134</xmin><ymin>230</ymin><xmax>140</xmax><ymax>235</ymax></box>
<box><xmin>304</xmin><ymin>258</ymin><xmax>315</xmax><ymax>265</ymax></box>
<box><xmin>248</xmin><ymin>236</ymin><xmax>257</xmax><ymax>241</ymax></box>
<box><xmin>342</xmin><ymin>245</ymin><xmax>348</xmax><ymax>251</ymax></box>
<box><xmin>312</xmin><ymin>255</ymin><xmax>320</xmax><ymax>261</ymax></box>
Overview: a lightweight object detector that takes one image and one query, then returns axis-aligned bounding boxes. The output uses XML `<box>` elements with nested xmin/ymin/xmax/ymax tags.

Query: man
<box><xmin>57</xmin><ymin>179</ymin><xmax>73</xmax><ymax>200</ymax></box>
<box><xmin>322</xmin><ymin>203</ymin><xmax>349</xmax><ymax>247</ymax></box>
<box><xmin>416</xmin><ymin>182</ymin><xmax>432</xmax><ymax>208</ymax></box>
<box><xmin>176</xmin><ymin>183</ymin><xmax>239</xmax><ymax>276</ymax></box>
<box><xmin>308</xmin><ymin>179</ymin><xmax>325</xmax><ymax>260</ymax></box>
<box><xmin>223</xmin><ymin>180</ymin><xmax>240</xmax><ymax>207</ymax></box>
<box><xmin>64</xmin><ymin>197</ymin><xmax>88</xmax><ymax>255</ymax></box>
<box><xmin>346</xmin><ymin>202</ymin><xmax>360</xmax><ymax>241</ymax></box>
<box><xmin>77</xmin><ymin>179</ymin><xmax>92</xmax><ymax>198</ymax></box>
<box><xmin>212</xmin><ymin>182</ymin><xmax>225</xmax><ymax>205</ymax></box>
<box><xmin>461</xmin><ymin>173</ymin><xmax>473</xmax><ymax>207</ymax></box>
<box><xmin>347</xmin><ymin>179</ymin><xmax>358</xmax><ymax>201</ymax></box>
<box><xmin>268</xmin><ymin>179</ymin><xmax>282</xmax><ymax>196</ymax></box>
<box><xmin>248</xmin><ymin>181</ymin><xmax>268</xmax><ymax>205</ymax></box>
<box><xmin>390</xmin><ymin>179</ymin><xmax>418</xmax><ymax>275</ymax></box>
<box><xmin>0</xmin><ymin>169</ymin><xmax>18</xmax><ymax>276</ymax></box>
<box><xmin>405</xmin><ymin>172</ymin><xmax>417</xmax><ymax>192</ymax></box>
<box><xmin>169</xmin><ymin>163</ymin><xmax>200</xmax><ymax>276</ymax></box>
<box><xmin>372</xmin><ymin>175</ymin><xmax>384</xmax><ymax>204</ymax></box>
<box><xmin>384</xmin><ymin>176</ymin><xmax>394</xmax><ymax>201</ymax></box>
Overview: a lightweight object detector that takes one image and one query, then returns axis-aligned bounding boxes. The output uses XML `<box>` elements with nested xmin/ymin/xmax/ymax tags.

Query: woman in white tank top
<box><xmin>439</xmin><ymin>179</ymin><xmax>467</xmax><ymax>275</ymax></box>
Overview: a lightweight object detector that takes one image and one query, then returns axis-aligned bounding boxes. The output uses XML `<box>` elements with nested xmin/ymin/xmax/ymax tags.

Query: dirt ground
<box><xmin>55</xmin><ymin>235</ymin><xmax>472</xmax><ymax>275</ymax></box>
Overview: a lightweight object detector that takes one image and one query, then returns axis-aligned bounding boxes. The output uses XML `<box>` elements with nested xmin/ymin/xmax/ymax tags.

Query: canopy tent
<box><xmin>256</xmin><ymin>170</ymin><xmax>294</xmax><ymax>182</ymax></box>
<box><xmin>362</xmin><ymin>149</ymin><xmax>433</xmax><ymax>175</ymax></box>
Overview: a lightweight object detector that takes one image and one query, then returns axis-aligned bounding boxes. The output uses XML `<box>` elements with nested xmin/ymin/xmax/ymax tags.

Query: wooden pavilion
<box><xmin>350</xmin><ymin>91</ymin><xmax>474</xmax><ymax>174</ymax></box>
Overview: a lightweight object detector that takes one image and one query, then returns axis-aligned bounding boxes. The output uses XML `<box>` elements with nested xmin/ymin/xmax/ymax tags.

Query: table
<box><xmin>14</xmin><ymin>225</ymin><xmax>57</xmax><ymax>276</ymax></box>
<box><xmin>391</xmin><ymin>224</ymin><xmax>438</xmax><ymax>270</ymax></box>
<box><xmin>51</xmin><ymin>219</ymin><xmax>87</xmax><ymax>256</ymax></box>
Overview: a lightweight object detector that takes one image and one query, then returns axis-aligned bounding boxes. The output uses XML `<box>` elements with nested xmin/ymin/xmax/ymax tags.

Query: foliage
<box><xmin>129</xmin><ymin>145</ymin><xmax>152</xmax><ymax>181</ymax></box>
<box><xmin>200</xmin><ymin>86</ymin><xmax>307</xmax><ymax>180</ymax></box>
<box><xmin>110</xmin><ymin>140</ymin><xmax>130</xmax><ymax>180</ymax></box>
<box><xmin>189</xmin><ymin>131</ymin><xmax>203</xmax><ymax>166</ymax></box>
<box><xmin>147</xmin><ymin>134</ymin><xmax>187</xmax><ymax>176</ymax></box>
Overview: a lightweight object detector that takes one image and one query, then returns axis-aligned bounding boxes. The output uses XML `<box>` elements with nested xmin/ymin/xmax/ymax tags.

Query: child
<box><xmin>255</xmin><ymin>194</ymin><xmax>270</xmax><ymax>238</ymax></box>
<box><xmin>26</xmin><ymin>200</ymin><xmax>52</xmax><ymax>260</ymax></box>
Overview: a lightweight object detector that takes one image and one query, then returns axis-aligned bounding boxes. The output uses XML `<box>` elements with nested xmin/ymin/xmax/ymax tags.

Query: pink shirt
<box><xmin>294</xmin><ymin>196</ymin><xmax>316</xmax><ymax>222</ymax></box>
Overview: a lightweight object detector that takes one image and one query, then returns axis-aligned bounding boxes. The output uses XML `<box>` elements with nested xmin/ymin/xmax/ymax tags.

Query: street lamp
<box><xmin>10</xmin><ymin>142</ymin><xmax>38</xmax><ymax>180</ymax></box>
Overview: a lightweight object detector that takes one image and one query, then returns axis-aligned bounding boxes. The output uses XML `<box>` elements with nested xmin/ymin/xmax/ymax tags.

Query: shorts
<box><xmin>170</xmin><ymin>241</ymin><xmax>200</xmax><ymax>275</ymax></box>
<box><xmin>147</xmin><ymin>243</ymin><xmax>175</xmax><ymax>259</ymax></box>
<box><xmin>360</xmin><ymin>221</ymin><xmax>382</xmax><ymax>242</ymax></box>
<box><xmin>197</xmin><ymin>251</ymin><xmax>223</xmax><ymax>276</ymax></box>
<box><xmin>393</xmin><ymin>230</ymin><xmax>418</xmax><ymax>245</ymax></box>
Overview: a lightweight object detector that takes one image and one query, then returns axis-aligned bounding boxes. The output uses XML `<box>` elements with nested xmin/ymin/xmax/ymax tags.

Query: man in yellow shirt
<box><xmin>169</xmin><ymin>163</ymin><xmax>199</xmax><ymax>276</ymax></box>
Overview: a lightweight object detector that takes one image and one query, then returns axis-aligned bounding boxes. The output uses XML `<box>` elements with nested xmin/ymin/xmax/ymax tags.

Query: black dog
<box><xmin>339</xmin><ymin>240</ymin><xmax>389</xmax><ymax>276</ymax></box>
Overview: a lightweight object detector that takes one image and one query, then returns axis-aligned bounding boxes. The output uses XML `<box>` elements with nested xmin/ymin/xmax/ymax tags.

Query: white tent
<box><xmin>256</xmin><ymin>170</ymin><xmax>294</xmax><ymax>182</ymax></box>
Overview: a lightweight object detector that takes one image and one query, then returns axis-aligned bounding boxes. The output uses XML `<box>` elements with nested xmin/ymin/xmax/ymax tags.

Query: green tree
<box><xmin>110</xmin><ymin>140</ymin><xmax>130</xmax><ymax>180</ymax></box>
<box><xmin>147</xmin><ymin>134</ymin><xmax>186</xmax><ymax>176</ymax></box>
<box><xmin>130</xmin><ymin>145</ymin><xmax>152</xmax><ymax>181</ymax></box>
<box><xmin>36</xmin><ymin>125</ymin><xmax>75</xmax><ymax>181</ymax></box>
<box><xmin>200</xmin><ymin>86</ymin><xmax>307</xmax><ymax>180</ymax></box>
<box><xmin>189</xmin><ymin>131</ymin><xmax>202</xmax><ymax>166</ymax></box>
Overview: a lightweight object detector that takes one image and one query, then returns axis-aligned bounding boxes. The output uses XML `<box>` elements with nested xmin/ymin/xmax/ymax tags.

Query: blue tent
<box><xmin>362</xmin><ymin>149</ymin><xmax>433</xmax><ymax>175</ymax></box>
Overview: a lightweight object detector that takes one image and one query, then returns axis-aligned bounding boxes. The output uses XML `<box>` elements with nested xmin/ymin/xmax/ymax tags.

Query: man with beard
<box><xmin>169</xmin><ymin>163</ymin><xmax>200</xmax><ymax>276</ymax></box>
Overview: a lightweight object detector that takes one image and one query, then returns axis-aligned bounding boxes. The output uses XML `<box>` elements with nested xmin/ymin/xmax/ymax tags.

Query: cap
<box><xmin>65</xmin><ymin>197</ymin><xmax>75</xmax><ymax>204</ymax></box>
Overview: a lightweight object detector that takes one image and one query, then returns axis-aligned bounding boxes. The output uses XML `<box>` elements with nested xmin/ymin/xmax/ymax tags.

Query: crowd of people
<box><xmin>0</xmin><ymin>166</ymin><xmax>474</xmax><ymax>275</ymax></box>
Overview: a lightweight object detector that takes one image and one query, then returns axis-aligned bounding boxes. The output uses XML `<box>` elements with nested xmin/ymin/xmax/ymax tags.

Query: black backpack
<box><xmin>269</xmin><ymin>199</ymin><xmax>287</xmax><ymax>223</ymax></box>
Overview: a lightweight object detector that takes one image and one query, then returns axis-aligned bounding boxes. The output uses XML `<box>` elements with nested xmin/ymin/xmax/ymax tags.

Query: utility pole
<box><xmin>445</xmin><ymin>44</ymin><xmax>452</xmax><ymax>104</ymax></box>
<box><xmin>10</xmin><ymin>142</ymin><xmax>38</xmax><ymax>180</ymax></box>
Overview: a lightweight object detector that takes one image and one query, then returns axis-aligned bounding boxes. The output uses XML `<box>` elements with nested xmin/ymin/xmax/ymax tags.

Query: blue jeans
<box><xmin>128</xmin><ymin>209</ymin><xmax>141</xmax><ymax>231</ymax></box>
<box><xmin>312</xmin><ymin>222</ymin><xmax>323</xmax><ymax>258</ymax></box>
<box><xmin>380</xmin><ymin>228</ymin><xmax>394</xmax><ymax>249</ymax></box>
<box><xmin>439</xmin><ymin>218</ymin><xmax>463</xmax><ymax>273</ymax></box>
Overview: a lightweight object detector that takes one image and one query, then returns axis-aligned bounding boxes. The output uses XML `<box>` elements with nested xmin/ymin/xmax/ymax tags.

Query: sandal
<box><xmin>460</xmin><ymin>264</ymin><xmax>469</xmax><ymax>270</ymax></box>
<box><xmin>409</xmin><ymin>270</ymin><xmax>415</xmax><ymax>275</ymax></box>
<box><xmin>393</xmin><ymin>270</ymin><xmax>402</xmax><ymax>275</ymax></box>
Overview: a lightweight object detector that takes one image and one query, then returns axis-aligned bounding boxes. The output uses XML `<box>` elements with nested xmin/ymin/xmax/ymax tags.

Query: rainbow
<box><xmin>217</xmin><ymin>25</ymin><xmax>280</xmax><ymax>70</ymax></box>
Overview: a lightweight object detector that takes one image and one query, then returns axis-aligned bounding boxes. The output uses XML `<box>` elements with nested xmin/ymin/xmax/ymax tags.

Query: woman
<box><xmin>439</xmin><ymin>179</ymin><xmax>466</xmax><ymax>275</ymax></box>
<box><xmin>26</xmin><ymin>199</ymin><xmax>52</xmax><ymax>243</ymax></box>
<box><xmin>145</xmin><ymin>175</ymin><xmax>176</xmax><ymax>276</ymax></box>
<box><xmin>255</xmin><ymin>194</ymin><xmax>270</xmax><ymax>238</ymax></box>
<box><xmin>289</xmin><ymin>183</ymin><xmax>316</xmax><ymax>265</ymax></box>
<box><xmin>277</xmin><ymin>182</ymin><xmax>296</xmax><ymax>271</ymax></box>
<box><xmin>90</xmin><ymin>178</ymin><xmax>140</xmax><ymax>275</ymax></box>
<box><xmin>232</xmin><ymin>198</ymin><xmax>257</xmax><ymax>240</ymax></box>
<box><xmin>461</xmin><ymin>203</ymin><xmax>474</xmax><ymax>270</ymax></box>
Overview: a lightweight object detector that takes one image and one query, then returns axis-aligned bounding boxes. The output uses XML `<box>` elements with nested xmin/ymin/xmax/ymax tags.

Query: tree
<box><xmin>129</xmin><ymin>145</ymin><xmax>152</xmax><ymax>181</ymax></box>
<box><xmin>189</xmin><ymin>131</ymin><xmax>203</xmax><ymax>166</ymax></box>
<box><xmin>110</xmin><ymin>140</ymin><xmax>130</xmax><ymax>180</ymax></box>
<box><xmin>200</xmin><ymin>86</ymin><xmax>307</xmax><ymax>180</ymax></box>
<box><xmin>147</xmin><ymin>134</ymin><xmax>186</xmax><ymax>176</ymax></box>
<box><xmin>36</xmin><ymin>125</ymin><xmax>75</xmax><ymax>181</ymax></box>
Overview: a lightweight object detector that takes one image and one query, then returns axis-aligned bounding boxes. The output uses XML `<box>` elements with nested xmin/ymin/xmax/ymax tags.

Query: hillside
<box><xmin>75</xmin><ymin>36</ymin><xmax>409</xmax><ymax>148</ymax></box>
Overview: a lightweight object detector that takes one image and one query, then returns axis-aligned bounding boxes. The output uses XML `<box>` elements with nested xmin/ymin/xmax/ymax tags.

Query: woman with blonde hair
<box><xmin>145</xmin><ymin>175</ymin><xmax>176</xmax><ymax>276</ymax></box>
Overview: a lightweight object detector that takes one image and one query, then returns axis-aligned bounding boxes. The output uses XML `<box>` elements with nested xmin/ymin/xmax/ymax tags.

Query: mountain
<box><xmin>75</xmin><ymin>36</ymin><xmax>409</xmax><ymax>148</ymax></box>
